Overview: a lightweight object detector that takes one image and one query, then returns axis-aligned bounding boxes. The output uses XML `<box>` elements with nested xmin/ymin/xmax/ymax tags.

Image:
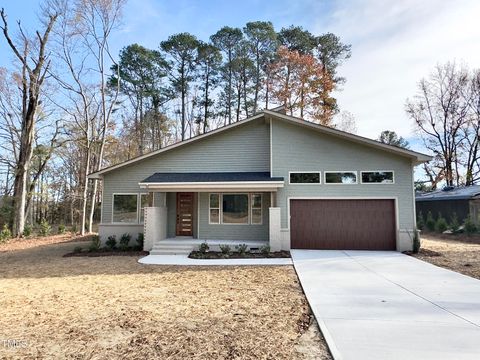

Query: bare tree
<box><xmin>0</xmin><ymin>8</ymin><xmax>58</xmax><ymax>236</ymax></box>
<box><xmin>406</xmin><ymin>63</ymin><xmax>470</xmax><ymax>187</ymax></box>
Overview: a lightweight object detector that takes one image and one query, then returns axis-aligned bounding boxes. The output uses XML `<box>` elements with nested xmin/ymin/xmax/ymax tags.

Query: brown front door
<box><xmin>290</xmin><ymin>199</ymin><xmax>396</xmax><ymax>250</ymax></box>
<box><xmin>176</xmin><ymin>192</ymin><xmax>194</xmax><ymax>236</ymax></box>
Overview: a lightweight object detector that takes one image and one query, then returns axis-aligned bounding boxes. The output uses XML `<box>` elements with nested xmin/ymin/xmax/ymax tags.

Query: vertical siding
<box><xmin>101</xmin><ymin>120</ymin><xmax>270</xmax><ymax>223</ymax></box>
<box><xmin>197</xmin><ymin>192</ymin><xmax>270</xmax><ymax>241</ymax></box>
<box><xmin>271</xmin><ymin>119</ymin><xmax>415</xmax><ymax>231</ymax></box>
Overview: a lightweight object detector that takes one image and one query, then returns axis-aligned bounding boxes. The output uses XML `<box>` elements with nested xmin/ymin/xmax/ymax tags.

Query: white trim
<box><xmin>197</xmin><ymin>193</ymin><xmax>201</xmax><ymax>238</ymax></box>
<box><xmin>138</xmin><ymin>181</ymin><xmax>284</xmax><ymax>191</ymax></box>
<box><xmin>250</xmin><ymin>193</ymin><xmax>263</xmax><ymax>225</ymax></box>
<box><xmin>208</xmin><ymin>192</ymin><xmax>264</xmax><ymax>226</ymax></box>
<box><xmin>288</xmin><ymin>171</ymin><xmax>321</xmax><ymax>185</ymax></box>
<box><xmin>360</xmin><ymin>170</ymin><xmax>395</xmax><ymax>184</ymax></box>
<box><xmin>208</xmin><ymin>193</ymin><xmax>220</xmax><ymax>225</ymax></box>
<box><xmin>324</xmin><ymin>171</ymin><xmax>358</xmax><ymax>185</ymax></box>
<box><xmin>270</xmin><ymin>119</ymin><xmax>273</xmax><ymax>177</ymax></box>
<box><xmin>286</xmin><ymin>196</ymin><xmax>400</xmax><ymax>247</ymax></box>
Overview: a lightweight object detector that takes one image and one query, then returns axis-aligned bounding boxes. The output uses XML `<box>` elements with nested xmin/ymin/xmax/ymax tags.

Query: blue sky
<box><xmin>2</xmin><ymin>0</ymin><xmax>480</xmax><ymax>154</ymax></box>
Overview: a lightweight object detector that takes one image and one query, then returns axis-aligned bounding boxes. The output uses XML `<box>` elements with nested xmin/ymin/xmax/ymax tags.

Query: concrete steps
<box><xmin>150</xmin><ymin>243</ymin><xmax>193</xmax><ymax>255</ymax></box>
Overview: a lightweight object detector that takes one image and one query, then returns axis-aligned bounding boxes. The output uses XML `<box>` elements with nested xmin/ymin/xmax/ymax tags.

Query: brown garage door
<box><xmin>290</xmin><ymin>199</ymin><xmax>396</xmax><ymax>250</ymax></box>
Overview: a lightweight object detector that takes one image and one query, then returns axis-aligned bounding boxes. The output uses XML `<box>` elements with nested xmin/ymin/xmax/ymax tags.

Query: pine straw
<box><xmin>412</xmin><ymin>233</ymin><xmax>480</xmax><ymax>280</ymax></box>
<box><xmin>0</xmin><ymin>238</ymin><xmax>331</xmax><ymax>359</ymax></box>
<box><xmin>0</xmin><ymin>232</ymin><xmax>93</xmax><ymax>252</ymax></box>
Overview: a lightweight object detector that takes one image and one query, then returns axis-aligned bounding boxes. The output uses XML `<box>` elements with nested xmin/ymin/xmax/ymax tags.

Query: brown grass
<box><xmin>412</xmin><ymin>232</ymin><xmax>480</xmax><ymax>280</ymax></box>
<box><xmin>0</xmin><ymin>235</ymin><xmax>330</xmax><ymax>359</ymax></box>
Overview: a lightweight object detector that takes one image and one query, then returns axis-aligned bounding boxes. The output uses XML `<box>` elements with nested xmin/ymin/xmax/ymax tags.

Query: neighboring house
<box><xmin>416</xmin><ymin>185</ymin><xmax>480</xmax><ymax>224</ymax></box>
<box><xmin>88</xmin><ymin>109</ymin><xmax>431</xmax><ymax>254</ymax></box>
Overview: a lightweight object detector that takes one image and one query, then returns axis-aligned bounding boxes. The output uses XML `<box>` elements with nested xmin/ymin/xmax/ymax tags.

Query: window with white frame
<box><xmin>289</xmin><ymin>172</ymin><xmax>321</xmax><ymax>184</ymax></box>
<box><xmin>209</xmin><ymin>193</ymin><xmax>220</xmax><ymax>224</ymax></box>
<box><xmin>361</xmin><ymin>171</ymin><xmax>394</xmax><ymax>184</ymax></box>
<box><xmin>325</xmin><ymin>171</ymin><xmax>357</xmax><ymax>184</ymax></box>
<box><xmin>209</xmin><ymin>193</ymin><xmax>263</xmax><ymax>225</ymax></box>
<box><xmin>251</xmin><ymin>194</ymin><xmax>262</xmax><ymax>224</ymax></box>
<box><xmin>113</xmin><ymin>194</ymin><xmax>138</xmax><ymax>223</ymax></box>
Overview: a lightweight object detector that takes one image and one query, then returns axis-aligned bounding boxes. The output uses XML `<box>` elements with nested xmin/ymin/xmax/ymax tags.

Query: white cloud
<box><xmin>321</xmin><ymin>0</ymin><xmax>480</xmax><ymax>139</ymax></box>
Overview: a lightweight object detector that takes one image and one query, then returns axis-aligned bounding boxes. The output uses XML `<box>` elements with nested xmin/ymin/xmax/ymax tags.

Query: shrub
<box><xmin>73</xmin><ymin>246</ymin><xmax>83</xmax><ymax>253</ymax></box>
<box><xmin>0</xmin><ymin>224</ymin><xmax>11</xmax><ymax>243</ymax></box>
<box><xmin>199</xmin><ymin>241</ymin><xmax>209</xmax><ymax>254</ymax></box>
<box><xmin>105</xmin><ymin>235</ymin><xmax>117</xmax><ymax>250</ymax></box>
<box><xmin>71</xmin><ymin>223</ymin><xmax>78</xmax><ymax>234</ymax></box>
<box><xmin>235</xmin><ymin>244</ymin><xmax>249</xmax><ymax>257</ymax></box>
<box><xmin>416</xmin><ymin>211</ymin><xmax>424</xmax><ymax>230</ymax></box>
<box><xmin>260</xmin><ymin>244</ymin><xmax>270</xmax><ymax>255</ymax></box>
<box><xmin>450</xmin><ymin>212</ymin><xmax>460</xmax><ymax>233</ymax></box>
<box><xmin>435</xmin><ymin>214</ymin><xmax>448</xmax><ymax>233</ymax></box>
<box><xmin>425</xmin><ymin>211</ymin><xmax>435</xmax><ymax>232</ymax></box>
<box><xmin>89</xmin><ymin>235</ymin><xmax>101</xmax><ymax>252</ymax></box>
<box><xmin>58</xmin><ymin>224</ymin><xmax>66</xmax><ymax>234</ymax></box>
<box><xmin>136</xmin><ymin>233</ymin><xmax>144</xmax><ymax>249</ymax></box>
<box><xmin>412</xmin><ymin>229</ymin><xmax>421</xmax><ymax>254</ymax></box>
<box><xmin>39</xmin><ymin>219</ymin><xmax>51</xmax><ymax>237</ymax></box>
<box><xmin>23</xmin><ymin>224</ymin><xmax>32</xmax><ymax>237</ymax></box>
<box><xmin>464</xmin><ymin>218</ymin><xmax>477</xmax><ymax>235</ymax></box>
<box><xmin>219</xmin><ymin>244</ymin><xmax>232</xmax><ymax>257</ymax></box>
<box><xmin>119</xmin><ymin>233</ymin><xmax>131</xmax><ymax>251</ymax></box>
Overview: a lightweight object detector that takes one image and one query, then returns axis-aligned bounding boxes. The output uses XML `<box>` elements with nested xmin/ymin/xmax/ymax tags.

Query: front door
<box><xmin>176</xmin><ymin>192</ymin><xmax>194</xmax><ymax>236</ymax></box>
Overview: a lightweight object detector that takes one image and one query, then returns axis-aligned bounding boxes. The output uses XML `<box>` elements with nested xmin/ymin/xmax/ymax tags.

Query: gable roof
<box><xmin>416</xmin><ymin>185</ymin><xmax>480</xmax><ymax>201</ymax></box>
<box><xmin>140</xmin><ymin>172</ymin><xmax>284</xmax><ymax>184</ymax></box>
<box><xmin>88</xmin><ymin>110</ymin><xmax>431</xmax><ymax>178</ymax></box>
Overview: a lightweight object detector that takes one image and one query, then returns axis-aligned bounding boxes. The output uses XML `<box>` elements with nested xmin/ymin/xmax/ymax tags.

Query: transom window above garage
<box><xmin>361</xmin><ymin>171</ymin><xmax>394</xmax><ymax>184</ymax></box>
<box><xmin>289</xmin><ymin>172</ymin><xmax>321</xmax><ymax>184</ymax></box>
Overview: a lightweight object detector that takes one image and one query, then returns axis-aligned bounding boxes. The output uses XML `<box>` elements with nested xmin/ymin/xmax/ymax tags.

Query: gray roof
<box><xmin>416</xmin><ymin>185</ymin><xmax>480</xmax><ymax>201</ymax></box>
<box><xmin>141</xmin><ymin>172</ymin><xmax>284</xmax><ymax>183</ymax></box>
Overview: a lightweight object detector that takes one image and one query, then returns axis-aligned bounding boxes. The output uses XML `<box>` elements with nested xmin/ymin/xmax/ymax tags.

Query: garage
<box><xmin>290</xmin><ymin>199</ymin><xmax>396</xmax><ymax>250</ymax></box>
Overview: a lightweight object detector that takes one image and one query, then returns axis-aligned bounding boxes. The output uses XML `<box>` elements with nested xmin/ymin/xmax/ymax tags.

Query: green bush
<box><xmin>450</xmin><ymin>212</ymin><xmax>460</xmax><ymax>233</ymax></box>
<box><xmin>0</xmin><ymin>224</ymin><xmax>12</xmax><ymax>243</ymax></box>
<box><xmin>260</xmin><ymin>244</ymin><xmax>270</xmax><ymax>255</ymax></box>
<box><xmin>119</xmin><ymin>233</ymin><xmax>131</xmax><ymax>251</ymax></box>
<box><xmin>464</xmin><ymin>218</ymin><xmax>477</xmax><ymax>235</ymax></box>
<box><xmin>58</xmin><ymin>224</ymin><xmax>66</xmax><ymax>234</ymax></box>
<box><xmin>136</xmin><ymin>233</ymin><xmax>144</xmax><ymax>249</ymax></box>
<box><xmin>219</xmin><ymin>244</ymin><xmax>232</xmax><ymax>257</ymax></box>
<box><xmin>199</xmin><ymin>241</ymin><xmax>209</xmax><ymax>254</ymax></box>
<box><xmin>39</xmin><ymin>219</ymin><xmax>51</xmax><ymax>237</ymax></box>
<box><xmin>235</xmin><ymin>244</ymin><xmax>249</xmax><ymax>257</ymax></box>
<box><xmin>89</xmin><ymin>235</ymin><xmax>101</xmax><ymax>252</ymax></box>
<box><xmin>73</xmin><ymin>246</ymin><xmax>83</xmax><ymax>253</ymax></box>
<box><xmin>412</xmin><ymin>229</ymin><xmax>421</xmax><ymax>254</ymax></box>
<box><xmin>435</xmin><ymin>214</ymin><xmax>448</xmax><ymax>233</ymax></box>
<box><xmin>23</xmin><ymin>224</ymin><xmax>32</xmax><ymax>237</ymax></box>
<box><xmin>425</xmin><ymin>211</ymin><xmax>435</xmax><ymax>231</ymax></box>
<box><xmin>105</xmin><ymin>235</ymin><xmax>117</xmax><ymax>250</ymax></box>
<box><xmin>416</xmin><ymin>211</ymin><xmax>425</xmax><ymax>230</ymax></box>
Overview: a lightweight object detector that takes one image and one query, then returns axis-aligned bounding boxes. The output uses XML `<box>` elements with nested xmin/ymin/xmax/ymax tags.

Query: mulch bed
<box><xmin>189</xmin><ymin>250</ymin><xmax>291</xmax><ymax>259</ymax></box>
<box><xmin>64</xmin><ymin>249</ymin><xmax>149</xmax><ymax>257</ymax></box>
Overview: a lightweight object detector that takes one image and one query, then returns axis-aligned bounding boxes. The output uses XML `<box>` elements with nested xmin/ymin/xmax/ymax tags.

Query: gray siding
<box><xmin>271</xmin><ymin>119</ymin><xmax>415</xmax><ymax>230</ymax></box>
<box><xmin>197</xmin><ymin>192</ymin><xmax>270</xmax><ymax>241</ymax></box>
<box><xmin>166</xmin><ymin>192</ymin><xmax>176</xmax><ymax>238</ymax></box>
<box><xmin>101</xmin><ymin>120</ymin><xmax>270</xmax><ymax>223</ymax></box>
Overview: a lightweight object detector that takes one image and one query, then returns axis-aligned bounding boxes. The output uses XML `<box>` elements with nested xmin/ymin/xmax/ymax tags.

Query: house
<box><xmin>416</xmin><ymin>185</ymin><xmax>480</xmax><ymax>225</ymax></box>
<box><xmin>88</xmin><ymin>109</ymin><xmax>431</xmax><ymax>254</ymax></box>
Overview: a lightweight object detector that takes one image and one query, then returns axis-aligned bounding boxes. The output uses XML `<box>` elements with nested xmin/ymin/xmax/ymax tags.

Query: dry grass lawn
<box><xmin>0</xmin><ymin>234</ymin><xmax>330</xmax><ymax>359</ymax></box>
<box><xmin>412</xmin><ymin>232</ymin><xmax>480</xmax><ymax>280</ymax></box>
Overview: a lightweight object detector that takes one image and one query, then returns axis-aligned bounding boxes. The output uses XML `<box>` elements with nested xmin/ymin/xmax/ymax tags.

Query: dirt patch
<box><xmin>0</xmin><ymin>232</ymin><xmax>93</xmax><ymax>253</ymax></box>
<box><xmin>64</xmin><ymin>249</ymin><xmax>148</xmax><ymax>257</ymax></box>
<box><xmin>411</xmin><ymin>233</ymin><xmax>480</xmax><ymax>279</ymax></box>
<box><xmin>0</xmin><ymin>237</ymin><xmax>330</xmax><ymax>359</ymax></box>
<box><xmin>189</xmin><ymin>250</ymin><xmax>291</xmax><ymax>259</ymax></box>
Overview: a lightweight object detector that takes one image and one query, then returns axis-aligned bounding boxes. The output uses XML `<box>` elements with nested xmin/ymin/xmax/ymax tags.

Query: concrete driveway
<box><xmin>291</xmin><ymin>250</ymin><xmax>480</xmax><ymax>360</ymax></box>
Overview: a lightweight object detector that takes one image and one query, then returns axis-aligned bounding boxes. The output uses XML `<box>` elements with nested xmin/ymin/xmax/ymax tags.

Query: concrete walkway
<box><xmin>291</xmin><ymin>250</ymin><xmax>480</xmax><ymax>360</ymax></box>
<box><xmin>139</xmin><ymin>254</ymin><xmax>292</xmax><ymax>266</ymax></box>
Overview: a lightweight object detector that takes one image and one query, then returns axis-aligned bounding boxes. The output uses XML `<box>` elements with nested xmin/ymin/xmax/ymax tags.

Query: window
<box><xmin>113</xmin><ymin>194</ymin><xmax>138</xmax><ymax>223</ymax></box>
<box><xmin>290</xmin><ymin>172</ymin><xmax>321</xmax><ymax>184</ymax></box>
<box><xmin>325</xmin><ymin>171</ymin><xmax>357</xmax><ymax>184</ymax></box>
<box><xmin>222</xmin><ymin>194</ymin><xmax>249</xmax><ymax>224</ymax></box>
<box><xmin>251</xmin><ymin>194</ymin><xmax>262</xmax><ymax>224</ymax></box>
<box><xmin>139</xmin><ymin>194</ymin><xmax>149</xmax><ymax>223</ymax></box>
<box><xmin>361</xmin><ymin>171</ymin><xmax>394</xmax><ymax>184</ymax></box>
<box><xmin>209</xmin><ymin>193</ymin><xmax>220</xmax><ymax>224</ymax></box>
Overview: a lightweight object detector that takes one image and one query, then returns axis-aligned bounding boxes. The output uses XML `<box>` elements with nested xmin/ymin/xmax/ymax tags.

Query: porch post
<box><xmin>144</xmin><ymin>206</ymin><xmax>167</xmax><ymax>251</ymax></box>
<box><xmin>269</xmin><ymin>207</ymin><xmax>282</xmax><ymax>252</ymax></box>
